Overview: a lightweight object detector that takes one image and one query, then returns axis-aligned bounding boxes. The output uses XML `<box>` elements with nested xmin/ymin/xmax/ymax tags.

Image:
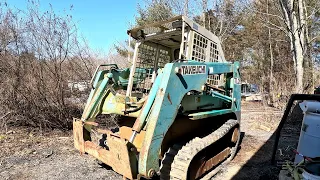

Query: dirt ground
<box><xmin>0</xmin><ymin>102</ymin><xmax>287</xmax><ymax>180</ymax></box>
<box><xmin>215</xmin><ymin>102</ymin><xmax>284</xmax><ymax>180</ymax></box>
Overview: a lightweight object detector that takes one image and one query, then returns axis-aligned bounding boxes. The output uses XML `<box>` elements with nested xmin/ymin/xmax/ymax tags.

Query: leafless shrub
<box><xmin>0</xmin><ymin>2</ymin><xmax>97</xmax><ymax>130</ymax></box>
<box><xmin>106</xmin><ymin>53</ymin><xmax>130</xmax><ymax>68</ymax></box>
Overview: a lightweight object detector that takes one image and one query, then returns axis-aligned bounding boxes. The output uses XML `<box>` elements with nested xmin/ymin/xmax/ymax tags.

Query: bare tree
<box><xmin>278</xmin><ymin>0</ymin><xmax>320</xmax><ymax>93</ymax></box>
<box><xmin>267</xmin><ymin>0</ymin><xmax>275</xmax><ymax>103</ymax></box>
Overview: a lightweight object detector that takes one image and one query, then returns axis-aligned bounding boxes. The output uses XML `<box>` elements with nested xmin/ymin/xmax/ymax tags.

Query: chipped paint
<box><xmin>167</xmin><ymin>93</ymin><xmax>172</xmax><ymax>105</ymax></box>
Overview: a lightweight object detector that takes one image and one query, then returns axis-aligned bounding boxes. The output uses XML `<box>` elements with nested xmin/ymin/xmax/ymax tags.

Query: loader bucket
<box><xmin>73</xmin><ymin>119</ymin><xmax>138</xmax><ymax>179</ymax></box>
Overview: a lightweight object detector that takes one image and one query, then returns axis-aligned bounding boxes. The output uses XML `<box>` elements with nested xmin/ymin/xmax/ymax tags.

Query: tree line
<box><xmin>116</xmin><ymin>0</ymin><xmax>320</xmax><ymax>107</ymax></box>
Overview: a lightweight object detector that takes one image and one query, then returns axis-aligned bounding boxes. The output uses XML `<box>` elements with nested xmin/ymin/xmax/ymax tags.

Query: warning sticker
<box><xmin>180</xmin><ymin>65</ymin><xmax>206</xmax><ymax>75</ymax></box>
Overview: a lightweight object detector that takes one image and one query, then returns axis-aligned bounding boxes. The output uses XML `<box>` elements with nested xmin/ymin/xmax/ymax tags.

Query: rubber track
<box><xmin>169</xmin><ymin>120</ymin><xmax>239</xmax><ymax>180</ymax></box>
<box><xmin>160</xmin><ymin>144</ymin><xmax>183</xmax><ymax>180</ymax></box>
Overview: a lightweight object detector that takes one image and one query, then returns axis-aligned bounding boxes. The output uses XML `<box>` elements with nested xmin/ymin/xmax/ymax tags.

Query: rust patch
<box><xmin>79</xmin><ymin>137</ymin><xmax>137</xmax><ymax>179</ymax></box>
<box><xmin>231</xmin><ymin>127</ymin><xmax>239</xmax><ymax>143</ymax></box>
<box><xmin>96</xmin><ymin>128</ymin><xmax>112</xmax><ymax>135</ymax></box>
<box><xmin>167</xmin><ymin>93</ymin><xmax>172</xmax><ymax>105</ymax></box>
<box><xmin>84</xmin><ymin>121</ymin><xmax>99</xmax><ymax>126</ymax></box>
<box><xmin>73</xmin><ymin>119</ymin><xmax>84</xmax><ymax>154</ymax></box>
<box><xmin>107</xmin><ymin>136</ymin><xmax>137</xmax><ymax>179</ymax></box>
<box><xmin>73</xmin><ymin>118</ymin><xmax>137</xmax><ymax>179</ymax></box>
<box><xmin>159</xmin><ymin>88</ymin><xmax>165</xmax><ymax>95</ymax></box>
<box><xmin>119</xmin><ymin>126</ymin><xmax>146</xmax><ymax>152</ymax></box>
<box><xmin>190</xmin><ymin>147</ymin><xmax>231</xmax><ymax>179</ymax></box>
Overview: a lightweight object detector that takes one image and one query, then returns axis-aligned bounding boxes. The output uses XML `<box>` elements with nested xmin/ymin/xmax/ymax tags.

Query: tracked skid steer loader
<box><xmin>73</xmin><ymin>15</ymin><xmax>241</xmax><ymax>180</ymax></box>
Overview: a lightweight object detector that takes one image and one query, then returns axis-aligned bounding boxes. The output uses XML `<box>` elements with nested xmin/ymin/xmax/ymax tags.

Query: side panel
<box><xmin>180</xmin><ymin>95</ymin><xmax>223</xmax><ymax>112</ymax></box>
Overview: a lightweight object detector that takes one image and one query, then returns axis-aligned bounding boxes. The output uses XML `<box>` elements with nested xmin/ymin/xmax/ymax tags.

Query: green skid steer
<box><xmin>73</xmin><ymin>15</ymin><xmax>241</xmax><ymax>180</ymax></box>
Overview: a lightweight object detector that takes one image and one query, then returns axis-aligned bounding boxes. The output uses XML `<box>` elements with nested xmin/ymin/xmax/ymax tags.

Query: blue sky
<box><xmin>7</xmin><ymin>0</ymin><xmax>144</xmax><ymax>52</ymax></box>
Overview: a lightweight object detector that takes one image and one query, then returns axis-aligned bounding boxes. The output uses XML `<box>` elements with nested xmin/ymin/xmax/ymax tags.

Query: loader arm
<box><xmin>81</xmin><ymin>66</ymin><xmax>147</xmax><ymax>122</ymax></box>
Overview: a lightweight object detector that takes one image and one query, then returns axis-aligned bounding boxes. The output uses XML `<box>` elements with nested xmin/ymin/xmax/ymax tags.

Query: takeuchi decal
<box><xmin>180</xmin><ymin>65</ymin><xmax>206</xmax><ymax>75</ymax></box>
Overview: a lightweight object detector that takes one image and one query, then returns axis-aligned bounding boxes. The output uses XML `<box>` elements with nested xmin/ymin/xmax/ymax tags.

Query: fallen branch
<box><xmin>0</xmin><ymin>111</ymin><xmax>12</xmax><ymax>120</ymax></box>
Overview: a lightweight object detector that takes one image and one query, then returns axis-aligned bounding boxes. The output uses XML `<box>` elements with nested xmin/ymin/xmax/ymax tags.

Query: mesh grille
<box><xmin>158</xmin><ymin>49</ymin><xmax>171</xmax><ymax>68</ymax></box>
<box><xmin>209</xmin><ymin>42</ymin><xmax>219</xmax><ymax>62</ymax></box>
<box><xmin>208</xmin><ymin>41</ymin><xmax>222</xmax><ymax>86</ymax></box>
<box><xmin>133</xmin><ymin>44</ymin><xmax>171</xmax><ymax>94</ymax></box>
<box><xmin>192</xmin><ymin>33</ymin><xmax>208</xmax><ymax>62</ymax></box>
<box><xmin>191</xmin><ymin>32</ymin><xmax>223</xmax><ymax>87</ymax></box>
<box><xmin>207</xmin><ymin>74</ymin><xmax>222</xmax><ymax>86</ymax></box>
